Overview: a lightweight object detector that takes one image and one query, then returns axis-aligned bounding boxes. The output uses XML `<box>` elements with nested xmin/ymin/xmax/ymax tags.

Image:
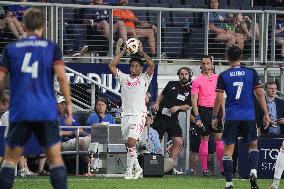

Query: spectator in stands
<box><xmin>58</xmin><ymin>96</ymin><xmax>91</xmax><ymax>168</ymax></box>
<box><xmin>137</xmin><ymin>113</ymin><xmax>162</xmax><ymax>155</ymax></box>
<box><xmin>113</xmin><ymin>0</ymin><xmax>157</xmax><ymax>56</ymax></box>
<box><xmin>208</xmin><ymin>0</ymin><xmax>245</xmax><ymax>49</ymax></box>
<box><xmin>276</xmin><ymin>15</ymin><xmax>284</xmax><ymax>60</ymax></box>
<box><xmin>84</xmin><ymin>0</ymin><xmax>128</xmax><ymax>54</ymax></box>
<box><xmin>57</xmin><ymin>0</ymin><xmax>89</xmax><ymax>57</ymax></box>
<box><xmin>259</xmin><ymin>81</ymin><xmax>284</xmax><ymax>135</ymax></box>
<box><xmin>86</xmin><ymin>97</ymin><xmax>116</xmax><ymax>130</ymax></box>
<box><xmin>6</xmin><ymin>0</ymin><xmax>28</xmax><ymax>38</ymax></box>
<box><xmin>233</xmin><ymin>13</ymin><xmax>259</xmax><ymax>40</ymax></box>
<box><xmin>0</xmin><ymin>5</ymin><xmax>25</xmax><ymax>39</ymax></box>
<box><xmin>151</xmin><ymin>67</ymin><xmax>192</xmax><ymax>173</ymax></box>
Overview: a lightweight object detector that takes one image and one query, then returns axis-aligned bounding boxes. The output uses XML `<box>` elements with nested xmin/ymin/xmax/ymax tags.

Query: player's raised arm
<box><xmin>108</xmin><ymin>48</ymin><xmax>127</xmax><ymax>76</ymax></box>
<box><xmin>138</xmin><ymin>42</ymin><xmax>155</xmax><ymax>77</ymax></box>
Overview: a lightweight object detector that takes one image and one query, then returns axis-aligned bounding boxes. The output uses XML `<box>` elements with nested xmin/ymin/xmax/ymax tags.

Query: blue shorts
<box><xmin>222</xmin><ymin>120</ymin><xmax>257</xmax><ymax>145</ymax></box>
<box><xmin>5</xmin><ymin>121</ymin><xmax>61</xmax><ymax>149</ymax></box>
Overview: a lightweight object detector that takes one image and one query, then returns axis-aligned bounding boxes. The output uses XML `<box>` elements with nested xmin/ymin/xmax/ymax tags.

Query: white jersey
<box><xmin>116</xmin><ymin>69</ymin><xmax>152</xmax><ymax>116</ymax></box>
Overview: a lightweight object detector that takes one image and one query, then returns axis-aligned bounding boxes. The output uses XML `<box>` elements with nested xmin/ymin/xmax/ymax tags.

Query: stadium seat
<box><xmin>182</xmin><ymin>27</ymin><xmax>205</xmax><ymax>58</ymax></box>
<box><xmin>183</xmin><ymin>0</ymin><xmax>206</xmax><ymax>7</ymax></box>
<box><xmin>74</xmin><ymin>111</ymin><xmax>91</xmax><ymax>126</ymax></box>
<box><xmin>162</xmin><ymin>27</ymin><xmax>185</xmax><ymax>58</ymax></box>
<box><xmin>171</xmin><ymin>11</ymin><xmax>195</xmax><ymax>28</ymax></box>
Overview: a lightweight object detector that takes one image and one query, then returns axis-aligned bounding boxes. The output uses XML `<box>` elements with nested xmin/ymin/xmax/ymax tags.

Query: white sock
<box><xmin>225</xmin><ymin>182</ymin><xmax>233</xmax><ymax>187</ymax></box>
<box><xmin>274</xmin><ymin>149</ymin><xmax>284</xmax><ymax>179</ymax></box>
<box><xmin>127</xmin><ymin>147</ymin><xmax>136</xmax><ymax>172</ymax></box>
<box><xmin>272</xmin><ymin>178</ymin><xmax>280</xmax><ymax>186</ymax></box>
<box><xmin>133</xmin><ymin>155</ymin><xmax>141</xmax><ymax>170</ymax></box>
<box><xmin>250</xmin><ymin>169</ymin><xmax>257</xmax><ymax>178</ymax></box>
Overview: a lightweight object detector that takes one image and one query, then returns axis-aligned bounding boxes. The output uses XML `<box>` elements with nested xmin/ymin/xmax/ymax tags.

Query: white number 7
<box><xmin>21</xmin><ymin>52</ymin><xmax>38</xmax><ymax>79</ymax></box>
<box><xmin>233</xmin><ymin>82</ymin><xmax>243</xmax><ymax>100</ymax></box>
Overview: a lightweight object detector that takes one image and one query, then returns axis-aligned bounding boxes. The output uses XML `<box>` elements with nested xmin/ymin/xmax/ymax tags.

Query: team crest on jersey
<box><xmin>125</xmin><ymin>79</ymin><xmax>141</xmax><ymax>87</ymax></box>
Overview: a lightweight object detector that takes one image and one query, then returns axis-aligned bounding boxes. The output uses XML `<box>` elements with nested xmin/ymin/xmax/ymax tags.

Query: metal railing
<box><xmin>0</xmin><ymin>1</ymin><xmax>283</xmax><ymax>65</ymax></box>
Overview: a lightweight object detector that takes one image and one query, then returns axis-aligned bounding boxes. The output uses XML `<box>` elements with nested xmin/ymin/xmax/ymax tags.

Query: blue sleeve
<box><xmin>53</xmin><ymin>44</ymin><xmax>63</xmax><ymax>63</ymax></box>
<box><xmin>216</xmin><ymin>73</ymin><xmax>225</xmax><ymax>92</ymax></box>
<box><xmin>86</xmin><ymin>113</ymin><xmax>98</xmax><ymax>126</ymax></box>
<box><xmin>73</xmin><ymin>116</ymin><xmax>80</xmax><ymax>126</ymax></box>
<box><xmin>208</xmin><ymin>12</ymin><xmax>215</xmax><ymax>24</ymax></box>
<box><xmin>251</xmin><ymin>68</ymin><xmax>262</xmax><ymax>88</ymax></box>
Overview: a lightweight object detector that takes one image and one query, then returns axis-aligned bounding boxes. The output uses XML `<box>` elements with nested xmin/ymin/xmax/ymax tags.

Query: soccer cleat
<box><xmin>172</xmin><ymin>168</ymin><xmax>183</xmax><ymax>175</ymax></box>
<box><xmin>133</xmin><ymin>167</ymin><xmax>143</xmax><ymax>179</ymax></box>
<box><xmin>267</xmin><ymin>184</ymin><xmax>279</xmax><ymax>189</ymax></box>
<box><xmin>249</xmin><ymin>173</ymin><xmax>259</xmax><ymax>189</ymax></box>
<box><xmin>124</xmin><ymin>169</ymin><xmax>133</xmax><ymax>180</ymax></box>
<box><xmin>202</xmin><ymin>169</ymin><xmax>213</xmax><ymax>176</ymax></box>
<box><xmin>225</xmin><ymin>186</ymin><xmax>233</xmax><ymax>189</ymax></box>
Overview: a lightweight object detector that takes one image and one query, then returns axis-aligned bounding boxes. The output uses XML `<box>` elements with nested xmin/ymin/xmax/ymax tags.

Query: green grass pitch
<box><xmin>13</xmin><ymin>175</ymin><xmax>274</xmax><ymax>189</ymax></box>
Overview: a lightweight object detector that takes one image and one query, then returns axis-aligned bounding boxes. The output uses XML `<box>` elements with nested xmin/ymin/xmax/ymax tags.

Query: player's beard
<box><xmin>180</xmin><ymin>78</ymin><xmax>189</xmax><ymax>85</ymax></box>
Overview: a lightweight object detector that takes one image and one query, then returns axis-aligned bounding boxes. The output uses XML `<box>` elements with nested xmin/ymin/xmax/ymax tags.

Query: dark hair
<box><xmin>208</xmin><ymin>0</ymin><xmax>220</xmax><ymax>9</ymax></box>
<box><xmin>95</xmin><ymin>97</ymin><xmax>108</xmax><ymax>123</ymax></box>
<box><xmin>23</xmin><ymin>8</ymin><xmax>45</xmax><ymax>31</ymax></box>
<box><xmin>200</xmin><ymin>55</ymin><xmax>213</xmax><ymax>64</ymax></box>
<box><xmin>225</xmin><ymin>45</ymin><xmax>242</xmax><ymax>62</ymax></box>
<box><xmin>129</xmin><ymin>56</ymin><xmax>144</xmax><ymax>67</ymax></box>
<box><xmin>177</xmin><ymin>67</ymin><xmax>193</xmax><ymax>77</ymax></box>
<box><xmin>265</xmin><ymin>81</ymin><xmax>277</xmax><ymax>90</ymax></box>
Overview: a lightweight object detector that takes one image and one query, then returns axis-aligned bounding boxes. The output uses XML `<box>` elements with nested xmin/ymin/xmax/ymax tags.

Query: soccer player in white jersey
<box><xmin>108</xmin><ymin>44</ymin><xmax>155</xmax><ymax>179</ymax></box>
<box><xmin>268</xmin><ymin>141</ymin><xmax>284</xmax><ymax>189</ymax></box>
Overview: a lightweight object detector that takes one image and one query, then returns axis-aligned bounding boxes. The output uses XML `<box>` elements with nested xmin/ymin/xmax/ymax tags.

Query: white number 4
<box><xmin>233</xmin><ymin>82</ymin><xmax>243</xmax><ymax>100</ymax></box>
<box><xmin>21</xmin><ymin>52</ymin><xmax>38</xmax><ymax>78</ymax></box>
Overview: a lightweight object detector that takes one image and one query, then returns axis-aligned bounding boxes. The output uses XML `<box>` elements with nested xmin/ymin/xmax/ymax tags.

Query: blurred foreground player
<box><xmin>0</xmin><ymin>8</ymin><xmax>72</xmax><ymax>189</ymax></box>
<box><xmin>212</xmin><ymin>45</ymin><xmax>270</xmax><ymax>189</ymax></box>
<box><xmin>268</xmin><ymin>141</ymin><xmax>284</xmax><ymax>189</ymax></box>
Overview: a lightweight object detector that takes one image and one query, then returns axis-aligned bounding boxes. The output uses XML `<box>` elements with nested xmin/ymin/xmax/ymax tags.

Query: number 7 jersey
<box><xmin>216</xmin><ymin>66</ymin><xmax>262</xmax><ymax>121</ymax></box>
<box><xmin>0</xmin><ymin>36</ymin><xmax>64</xmax><ymax>122</ymax></box>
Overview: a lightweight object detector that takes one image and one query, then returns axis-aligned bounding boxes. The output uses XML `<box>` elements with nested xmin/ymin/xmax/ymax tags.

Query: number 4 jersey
<box><xmin>216</xmin><ymin>66</ymin><xmax>262</xmax><ymax>121</ymax></box>
<box><xmin>0</xmin><ymin>36</ymin><xmax>64</xmax><ymax>122</ymax></box>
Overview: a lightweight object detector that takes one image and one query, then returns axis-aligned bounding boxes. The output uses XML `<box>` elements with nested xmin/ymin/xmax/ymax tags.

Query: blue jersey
<box><xmin>0</xmin><ymin>36</ymin><xmax>64</xmax><ymax>123</ymax></box>
<box><xmin>216</xmin><ymin>66</ymin><xmax>262</xmax><ymax>121</ymax></box>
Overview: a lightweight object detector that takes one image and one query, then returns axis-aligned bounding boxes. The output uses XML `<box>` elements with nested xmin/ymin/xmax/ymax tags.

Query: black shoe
<box><xmin>225</xmin><ymin>186</ymin><xmax>233</xmax><ymax>189</ymax></box>
<box><xmin>249</xmin><ymin>173</ymin><xmax>259</xmax><ymax>189</ymax></box>
<box><xmin>202</xmin><ymin>169</ymin><xmax>212</xmax><ymax>176</ymax></box>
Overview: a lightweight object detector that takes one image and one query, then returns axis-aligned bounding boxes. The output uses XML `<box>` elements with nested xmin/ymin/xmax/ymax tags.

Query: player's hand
<box><xmin>138</xmin><ymin>40</ymin><xmax>144</xmax><ymax>53</ymax></box>
<box><xmin>211</xmin><ymin>119</ymin><xmax>218</xmax><ymax>130</ymax></box>
<box><xmin>151</xmin><ymin>25</ymin><xmax>157</xmax><ymax>33</ymax></box>
<box><xmin>65</xmin><ymin>103</ymin><xmax>73</xmax><ymax>126</ymax></box>
<box><xmin>152</xmin><ymin>103</ymin><xmax>159</xmax><ymax>112</ymax></box>
<box><xmin>169</xmin><ymin>106</ymin><xmax>180</xmax><ymax>114</ymax></box>
<box><xmin>263</xmin><ymin>114</ymin><xmax>271</xmax><ymax>129</ymax></box>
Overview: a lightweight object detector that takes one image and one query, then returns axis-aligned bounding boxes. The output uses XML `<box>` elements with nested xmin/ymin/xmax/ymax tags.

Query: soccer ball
<box><xmin>125</xmin><ymin>38</ymin><xmax>139</xmax><ymax>54</ymax></box>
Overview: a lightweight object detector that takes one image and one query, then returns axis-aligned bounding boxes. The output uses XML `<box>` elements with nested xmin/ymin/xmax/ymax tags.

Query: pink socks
<box><xmin>216</xmin><ymin>140</ymin><xmax>224</xmax><ymax>172</ymax></box>
<box><xmin>199</xmin><ymin>139</ymin><xmax>209</xmax><ymax>171</ymax></box>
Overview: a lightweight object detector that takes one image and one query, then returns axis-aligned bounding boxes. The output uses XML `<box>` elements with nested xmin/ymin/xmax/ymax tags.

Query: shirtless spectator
<box><xmin>113</xmin><ymin>0</ymin><xmax>157</xmax><ymax>56</ymax></box>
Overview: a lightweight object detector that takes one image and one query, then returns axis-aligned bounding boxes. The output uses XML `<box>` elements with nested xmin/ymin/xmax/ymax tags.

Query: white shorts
<box><xmin>121</xmin><ymin>112</ymin><xmax>147</xmax><ymax>141</ymax></box>
<box><xmin>61</xmin><ymin>136</ymin><xmax>91</xmax><ymax>151</ymax></box>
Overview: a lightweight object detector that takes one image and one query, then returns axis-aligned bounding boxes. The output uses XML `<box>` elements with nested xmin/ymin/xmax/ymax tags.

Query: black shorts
<box><xmin>5</xmin><ymin>121</ymin><xmax>61</xmax><ymax>149</ymax></box>
<box><xmin>222</xmin><ymin>120</ymin><xmax>257</xmax><ymax>145</ymax></box>
<box><xmin>152</xmin><ymin>114</ymin><xmax>183</xmax><ymax>139</ymax></box>
<box><xmin>190</xmin><ymin>123</ymin><xmax>215</xmax><ymax>154</ymax></box>
<box><xmin>199</xmin><ymin>106</ymin><xmax>223</xmax><ymax>136</ymax></box>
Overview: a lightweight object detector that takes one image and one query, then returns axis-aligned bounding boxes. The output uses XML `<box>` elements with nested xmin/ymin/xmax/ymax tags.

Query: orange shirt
<box><xmin>113</xmin><ymin>9</ymin><xmax>137</xmax><ymax>28</ymax></box>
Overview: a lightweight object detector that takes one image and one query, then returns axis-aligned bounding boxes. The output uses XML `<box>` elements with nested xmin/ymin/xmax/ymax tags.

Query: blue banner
<box><xmin>238</xmin><ymin>138</ymin><xmax>284</xmax><ymax>179</ymax></box>
<box><xmin>65</xmin><ymin>63</ymin><xmax>158</xmax><ymax>101</ymax></box>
